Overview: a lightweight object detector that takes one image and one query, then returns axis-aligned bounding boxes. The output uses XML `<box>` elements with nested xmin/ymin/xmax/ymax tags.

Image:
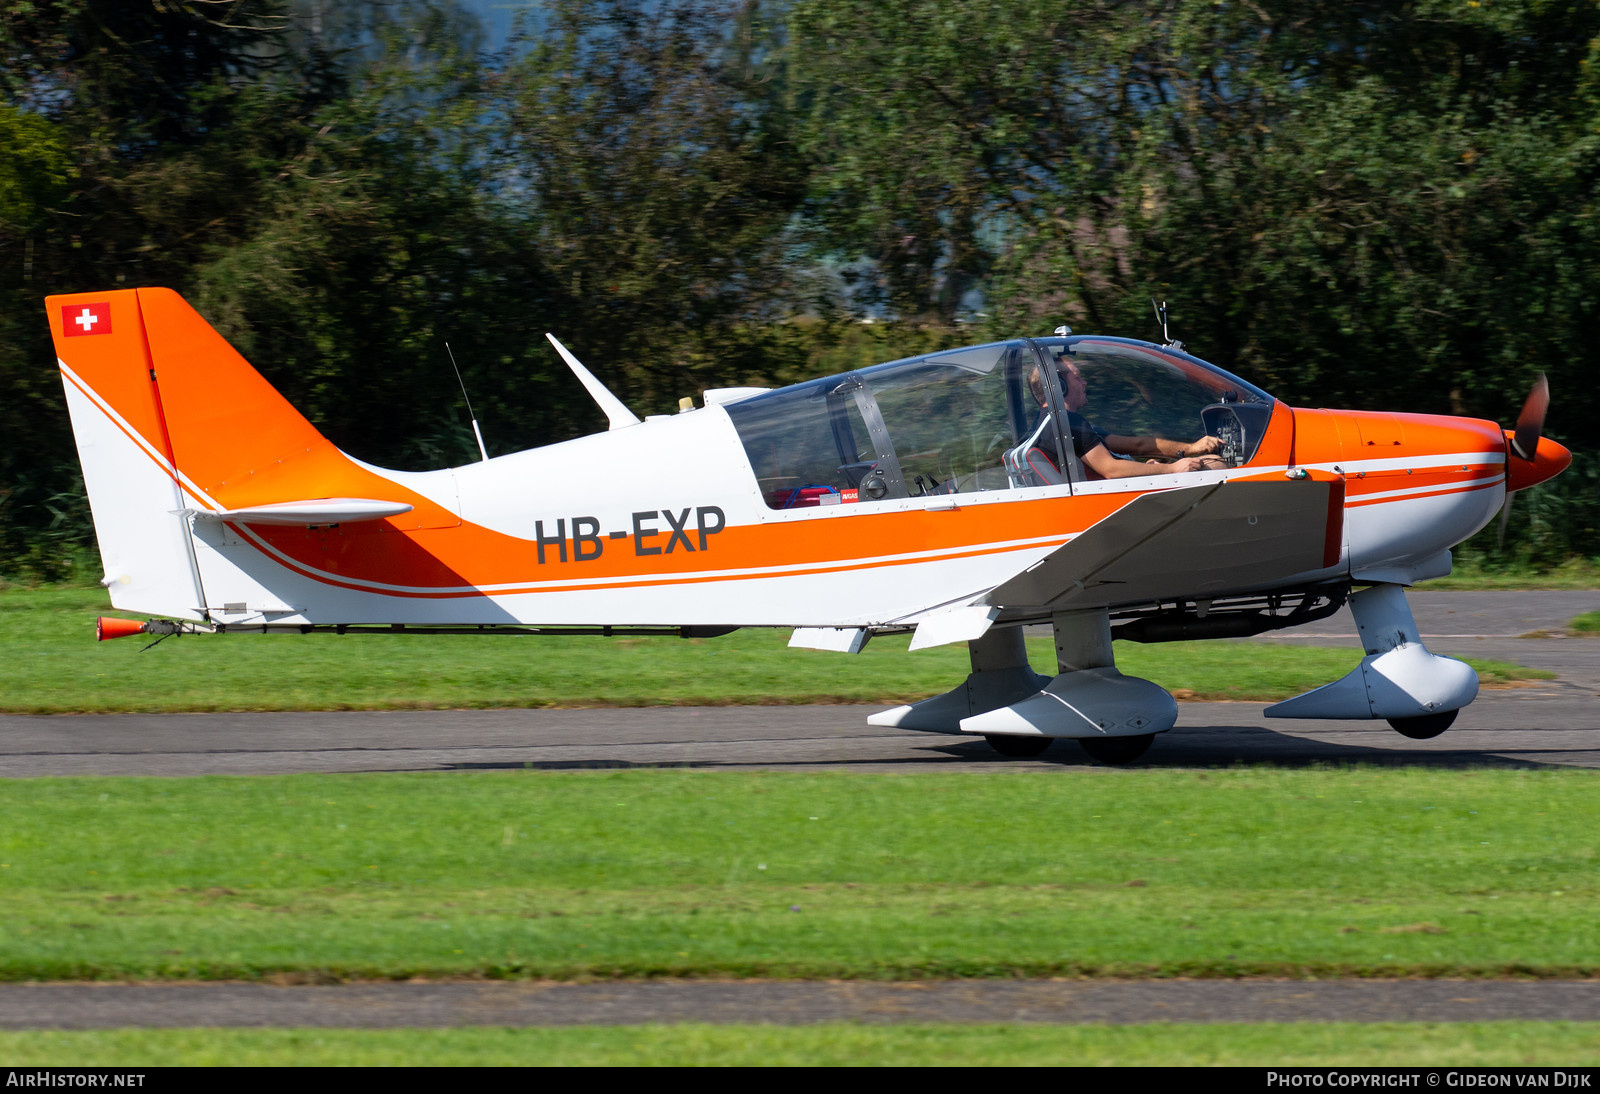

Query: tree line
<box><xmin>3</xmin><ymin>0</ymin><xmax>1598</xmax><ymax>579</ymax></box>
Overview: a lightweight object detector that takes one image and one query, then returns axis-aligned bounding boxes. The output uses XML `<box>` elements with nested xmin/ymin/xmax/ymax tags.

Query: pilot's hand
<box><xmin>1184</xmin><ymin>435</ymin><xmax>1224</xmax><ymax>457</ymax></box>
<box><xmin>1167</xmin><ymin>455</ymin><xmax>1225</xmax><ymax>473</ymax></box>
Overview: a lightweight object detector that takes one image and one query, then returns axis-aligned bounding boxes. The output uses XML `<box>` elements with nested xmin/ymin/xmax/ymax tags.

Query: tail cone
<box><xmin>96</xmin><ymin>617</ymin><xmax>148</xmax><ymax>641</ymax></box>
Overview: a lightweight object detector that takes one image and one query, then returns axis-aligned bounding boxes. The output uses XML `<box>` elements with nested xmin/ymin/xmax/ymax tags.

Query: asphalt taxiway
<box><xmin>4</xmin><ymin>979</ymin><xmax>1600</xmax><ymax>1029</ymax></box>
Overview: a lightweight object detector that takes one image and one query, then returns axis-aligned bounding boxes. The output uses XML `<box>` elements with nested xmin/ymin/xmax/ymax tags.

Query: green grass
<box><xmin>2</xmin><ymin>768</ymin><xmax>1598</xmax><ymax>981</ymax></box>
<box><xmin>1423</xmin><ymin>557</ymin><xmax>1600</xmax><ymax>590</ymax></box>
<box><xmin>1570</xmin><ymin>611</ymin><xmax>1600</xmax><ymax>634</ymax></box>
<box><xmin>2</xmin><ymin>1022</ymin><xmax>1598</xmax><ymax>1066</ymax></box>
<box><xmin>0</xmin><ymin>587</ymin><xmax>1548</xmax><ymax>712</ymax></box>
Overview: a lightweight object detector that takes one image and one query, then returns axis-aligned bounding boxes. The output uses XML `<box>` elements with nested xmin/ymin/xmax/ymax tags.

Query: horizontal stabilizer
<box><xmin>189</xmin><ymin>498</ymin><xmax>414</xmax><ymax>526</ymax></box>
<box><xmin>987</xmin><ymin>478</ymin><xmax>1343</xmax><ymax>613</ymax></box>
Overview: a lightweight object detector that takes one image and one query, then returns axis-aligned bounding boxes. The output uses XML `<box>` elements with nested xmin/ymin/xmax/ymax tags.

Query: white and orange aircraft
<box><xmin>50</xmin><ymin>288</ymin><xmax>1570</xmax><ymax>762</ymax></box>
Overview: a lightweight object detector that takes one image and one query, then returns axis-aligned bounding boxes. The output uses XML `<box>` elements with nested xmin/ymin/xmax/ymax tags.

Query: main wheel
<box><xmin>1078</xmin><ymin>734</ymin><xmax>1154</xmax><ymax>765</ymax></box>
<box><xmin>1387</xmin><ymin>710</ymin><xmax>1457</xmax><ymax>740</ymax></box>
<box><xmin>984</xmin><ymin>734</ymin><xmax>1054</xmax><ymax>758</ymax></box>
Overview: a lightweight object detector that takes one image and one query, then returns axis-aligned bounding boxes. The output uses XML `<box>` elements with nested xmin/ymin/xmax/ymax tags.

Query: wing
<box><xmin>986</xmin><ymin>477</ymin><xmax>1344</xmax><ymax>614</ymax></box>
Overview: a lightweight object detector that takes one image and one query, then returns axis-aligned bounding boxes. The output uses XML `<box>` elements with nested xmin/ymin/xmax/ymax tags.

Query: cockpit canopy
<box><xmin>724</xmin><ymin>336</ymin><xmax>1274</xmax><ymax>509</ymax></box>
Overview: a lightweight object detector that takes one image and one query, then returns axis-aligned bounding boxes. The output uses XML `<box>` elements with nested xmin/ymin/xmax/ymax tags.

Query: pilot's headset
<box><xmin>1042</xmin><ymin>345</ymin><xmax>1077</xmax><ymax>414</ymax></box>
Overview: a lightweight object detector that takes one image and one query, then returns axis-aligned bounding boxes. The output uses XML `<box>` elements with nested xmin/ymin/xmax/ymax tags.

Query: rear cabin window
<box><xmin>725</xmin><ymin>341</ymin><xmax>1036</xmax><ymax>509</ymax></box>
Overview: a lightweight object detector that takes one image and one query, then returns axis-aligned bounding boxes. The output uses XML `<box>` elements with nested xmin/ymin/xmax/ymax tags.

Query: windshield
<box><xmin>1034</xmin><ymin>337</ymin><xmax>1275</xmax><ymax>471</ymax></box>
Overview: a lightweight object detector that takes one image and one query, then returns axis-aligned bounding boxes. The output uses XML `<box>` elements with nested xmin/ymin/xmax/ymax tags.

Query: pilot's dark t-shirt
<box><xmin>1034</xmin><ymin>411</ymin><xmax>1107</xmax><ymax>468</ymax></box>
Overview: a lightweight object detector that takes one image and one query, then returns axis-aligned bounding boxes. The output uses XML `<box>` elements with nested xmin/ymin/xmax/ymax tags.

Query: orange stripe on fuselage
<box><xmin>239</xmin><ymin>488</ymin><xmax>1143</xmax><ymax>597</ymax></box>
<box><xmin>230</xmin><ymin>519</ymin><xmax>1072</xmax><ymax>599</ymax></box>
<box><xmin>1340</xmin><ymin>464</ymin><xmax>1503</xmax><ymax>506</ymax></box>
<box><xmin>1345</xmin><ymin>478</ymin><xmax>1503</xmax><ymax>508</ymax></box>
<box><xmin>56</xmin><ymin>303</ymin><xmax>1150</xmax><ymax>597</ymax></box>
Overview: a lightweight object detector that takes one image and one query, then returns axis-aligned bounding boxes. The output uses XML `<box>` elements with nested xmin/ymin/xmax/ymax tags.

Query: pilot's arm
<box><xmin>1103</xmin><ymin>433</ymin><xmax>1223</xmax><ymax>459</ymax></box>
<box><xmin>1081</xmin><ymin>442</ymin><xmax>1217</xmax><ymax>478</ymax></box>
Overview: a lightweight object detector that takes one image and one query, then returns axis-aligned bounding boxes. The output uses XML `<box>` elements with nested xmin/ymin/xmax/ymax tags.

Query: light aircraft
<box><xmin>51</xmin><ymin>289</ymin><xmax>1570</xmax><ymax>762</ymax></box>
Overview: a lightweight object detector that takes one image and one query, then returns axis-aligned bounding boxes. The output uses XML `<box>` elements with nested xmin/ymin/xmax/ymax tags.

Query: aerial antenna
<box><xmin>446</xmin><ymin>342</ymin><xmax>490</xmax><ymax>463</ymax></box>
<box><xmin>1150</xmin><ymin>299</ymin><xmax>1183</xmax><ymax>350</ymax></box>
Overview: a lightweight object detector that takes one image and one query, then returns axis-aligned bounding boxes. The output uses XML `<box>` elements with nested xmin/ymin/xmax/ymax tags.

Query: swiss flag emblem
<box><xmin>62</xmin><ymin>303</ymin><xmax>112</xmax><ymax>337</ymax></box>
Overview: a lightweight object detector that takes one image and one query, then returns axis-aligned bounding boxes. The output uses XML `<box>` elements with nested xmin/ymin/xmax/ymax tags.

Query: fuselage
<box><xmin>156</xmin><ymin>385</ymin><xmax>1533</xmax><ymax>629</ymax></box>
<box><xmin>50</xmin><ymin>289</ymin><xmax>1567</xmax><ymax>631</ymax></box>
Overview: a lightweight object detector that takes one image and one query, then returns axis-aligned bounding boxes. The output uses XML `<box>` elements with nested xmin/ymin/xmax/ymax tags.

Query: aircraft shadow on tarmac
<box><xmin>924</xmin><ymin>724</ymin><xmax>1598</xmax><ymax>770</ymax></box>
<box><xmin>438</xmin><ymin>723</ymin><xmax>1598</xmax><ymax>773</ymax></box>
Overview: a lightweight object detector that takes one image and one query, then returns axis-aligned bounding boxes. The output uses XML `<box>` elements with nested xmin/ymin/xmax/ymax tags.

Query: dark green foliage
<box><xmin>0</xmin><ymin>1</ymin><xmax>310</xmax><ymax>578</ymax></box>
<box><xmin>495</xmin><ymin>0</ymin><xmax>814</xmax><ymax>414</ymax></box>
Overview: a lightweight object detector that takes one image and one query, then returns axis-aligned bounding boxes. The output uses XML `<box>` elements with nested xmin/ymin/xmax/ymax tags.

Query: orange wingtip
<box><xmin>96</xmin><ymin>617</ymin><xmax>148</xmax><ymax>641</ymax></box>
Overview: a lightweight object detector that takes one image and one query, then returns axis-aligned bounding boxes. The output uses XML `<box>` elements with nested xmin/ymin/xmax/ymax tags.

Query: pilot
<box><xmin>1027</xmin><ymin>359</ymin><xmax>1224</xmax><ymax>478</ymax></box>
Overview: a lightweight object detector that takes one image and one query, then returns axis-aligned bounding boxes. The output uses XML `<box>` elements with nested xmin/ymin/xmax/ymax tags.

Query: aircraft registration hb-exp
<box><xmin>50</xmin><ymin>289</ymin><xmax>1570</xmax><ymax>763</ymax></box>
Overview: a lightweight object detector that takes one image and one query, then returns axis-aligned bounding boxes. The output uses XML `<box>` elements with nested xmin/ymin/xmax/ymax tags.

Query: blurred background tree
<box><xmin>3</xmin><ymin>0</ymin><xmax>1597</xmax><ymax>579</ymax></box>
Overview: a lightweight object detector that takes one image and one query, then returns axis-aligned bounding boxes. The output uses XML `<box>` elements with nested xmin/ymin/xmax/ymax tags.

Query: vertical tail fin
<box><xmin>49</xmin><ymin>287</ymin><xmax>447</xmax><ymax>618</ymax></box>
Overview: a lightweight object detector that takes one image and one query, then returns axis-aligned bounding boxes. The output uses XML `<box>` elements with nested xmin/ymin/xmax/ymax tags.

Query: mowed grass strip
<box><xmin>1</xmin><ymin>587</ymin><xmax>1548</xmax><ymax>712</ymax></box>
<box><xmin>1</xmin><ymin>768</ymin><xmax>1596</xmax><ymax>981</ymax></box>
<box><xmin>3</xmin><ymin>1022</ymin><xmax>1599</xmax><ymax>1066</ymax></box>
<box><xmin>1570</xmin><ymin>610</ymin><xmax>1600</xmax><ymax>634</ymax></box>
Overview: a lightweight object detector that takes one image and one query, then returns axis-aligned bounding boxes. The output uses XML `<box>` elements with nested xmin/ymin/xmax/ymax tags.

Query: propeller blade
<box><xmin>1510</xmin><ymin>373</ymin><xmax>1549</xmax><ymax>462</ymax></box>
<box><xmin>1497</xmin><ymin>491</ymin><xmax>1513</xmax><ymax>550</ymax></box>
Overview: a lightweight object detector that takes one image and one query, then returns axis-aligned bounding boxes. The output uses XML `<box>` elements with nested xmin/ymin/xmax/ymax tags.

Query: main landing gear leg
<box><xmin>1002</xmin><ymin>609</ymin><xmax>1167</xmax><ymax>765</ymax></box>
<box><xmin>1263</xmin><ymin>583</ymin><xmax>1477</xmax><ymax>738</ymax></box>
<box><xmin>866</xmin><ymin>625</ymin><xmax>1050</xmax><ymax>737</ymax></box>
<box><xmin>868</xmin><ymin>610</ymin><xmax>1176</xmax><ymax>763</ymax></box>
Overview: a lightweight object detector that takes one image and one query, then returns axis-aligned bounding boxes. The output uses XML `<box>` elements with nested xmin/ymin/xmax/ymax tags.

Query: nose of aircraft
<box><xmin>1505</xmin><ymin>432</ymin><xmax>1571</xmax><ymax>493</ymax></box>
